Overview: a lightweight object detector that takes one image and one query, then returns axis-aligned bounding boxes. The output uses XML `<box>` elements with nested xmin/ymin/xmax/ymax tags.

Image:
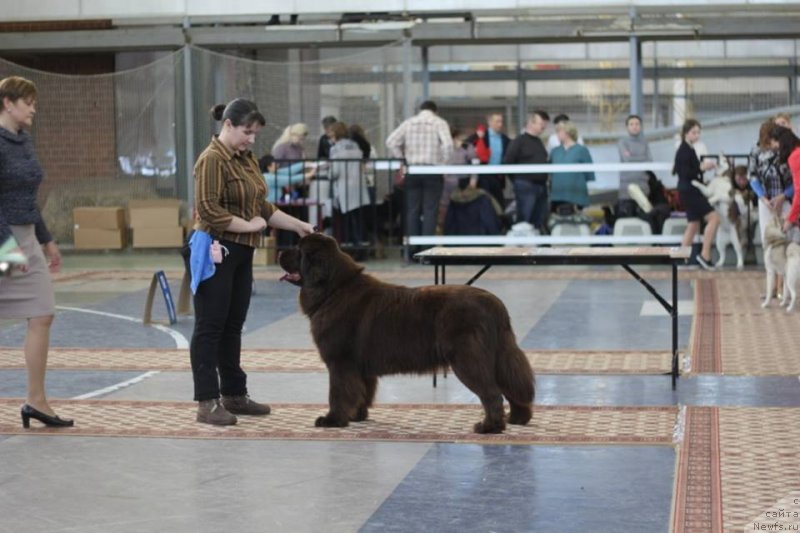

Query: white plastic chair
<box><xmin>662</xmin><ymin>217</ymin><xmax>688</xmax><ymax>236</ymax></box>
<box><xmin>613</xmin><ymin>218</ymin><xmax>652</xmax><ymax>245</ymax></box>
<box><xmin>551</xmin><ymin>223</ymin><xmax>591</xmax><ymax>237</ymax></box>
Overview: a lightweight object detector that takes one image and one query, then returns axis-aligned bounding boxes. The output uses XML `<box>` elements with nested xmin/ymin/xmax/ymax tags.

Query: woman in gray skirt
<box><xmin>0</xmin><ymin>76</ymin><xmax>72</xmax><ymax>428</ymax></box>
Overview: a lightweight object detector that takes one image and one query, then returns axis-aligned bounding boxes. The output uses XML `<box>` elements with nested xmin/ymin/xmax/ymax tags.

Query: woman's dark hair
<box><xmin>680</xmin><ymin>119</ymin><xmax>701</xmax><ymax>141</ymax></box>
<box><xmin>730</xmin><ymin>164</ymin><xmax>748</xmax><ymax>190</ymax></box>
<box><xmin>348</xmin><ymin>124</ymin><xmax>371</xmax><ymax>158</ymax></box>
<box><xmin>258</xmin><ymin>154</ymin><xmax>275</xmax><ymax>173</ymax></box>
<box><xmin>209</xmin><ymin>98</ymin><xmax>266</xmax><ymax>127</ymax></box>
<box><xmin>768</xmin><ymin>125</ymin><xmax>800</xmax><ymax>165</ymax></box>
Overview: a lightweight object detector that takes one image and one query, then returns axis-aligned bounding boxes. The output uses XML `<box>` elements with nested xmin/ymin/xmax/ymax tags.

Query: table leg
<box><xmin>672</xmin><ymin>264</ymin><xmax>679</xmax><ymax>390</ymax></box>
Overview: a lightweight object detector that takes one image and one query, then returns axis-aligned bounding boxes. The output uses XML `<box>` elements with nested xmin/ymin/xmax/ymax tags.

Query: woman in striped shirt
<box><xmin>191</xmin><ymin>99</ymin><xmax>314</xmax><ymax>426</ymax></box>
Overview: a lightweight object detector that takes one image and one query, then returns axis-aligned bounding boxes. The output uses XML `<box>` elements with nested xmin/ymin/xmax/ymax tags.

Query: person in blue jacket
<box><xmin>258</xmin><ymin>155</ymin><xmax>317</xmax><ymax>203</ymax></box>
<box><xmin>549</xmin><ymin>121</ymin><xmax>595</xmax><ymax>213</ymax></box>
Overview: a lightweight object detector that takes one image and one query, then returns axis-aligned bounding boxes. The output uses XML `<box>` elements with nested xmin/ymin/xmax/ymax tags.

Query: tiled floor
<box><xmin>1</xmin><ymin>253</ymin><xmax>798</xmax><ymax>532</ymax></box>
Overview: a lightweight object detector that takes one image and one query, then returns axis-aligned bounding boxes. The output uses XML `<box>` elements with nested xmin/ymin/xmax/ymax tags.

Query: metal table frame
<box><xmin>414</xmin><ymin>246</ymin><xmax>691</xmax><ymax>390</ymax></box>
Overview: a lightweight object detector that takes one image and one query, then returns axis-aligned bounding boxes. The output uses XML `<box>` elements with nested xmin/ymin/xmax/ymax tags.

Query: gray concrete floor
<box><xmin>1</xmin><ymin>251</ymin><xmax>797</xmax><ymax>532</ymax></box>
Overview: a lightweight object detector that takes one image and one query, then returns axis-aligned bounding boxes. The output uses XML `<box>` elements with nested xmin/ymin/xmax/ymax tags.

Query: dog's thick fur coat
<box><xmin>279</xmin><ymin>234</ymin><xmax>535</xmax><ymax>433</ymax></box>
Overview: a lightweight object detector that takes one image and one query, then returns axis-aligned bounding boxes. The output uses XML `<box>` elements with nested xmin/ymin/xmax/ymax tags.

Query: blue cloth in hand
<box><xmin>188</xmin><ymin>230</ymin><xmax>215</xmax><ymax>294</ymax></box>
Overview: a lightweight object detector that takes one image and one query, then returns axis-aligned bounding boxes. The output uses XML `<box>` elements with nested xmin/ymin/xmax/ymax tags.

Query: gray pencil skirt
<box><xmin>0</xmin><ymin>224</ymin><xmax>55</xmax><ymax>319</ymax></box>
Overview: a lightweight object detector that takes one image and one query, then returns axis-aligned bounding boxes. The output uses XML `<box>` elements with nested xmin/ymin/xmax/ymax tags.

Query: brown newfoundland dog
<box><xmin>279</xmin><ymin>234</ymin><xmax>534</xmax><ymax>434</ymax></box>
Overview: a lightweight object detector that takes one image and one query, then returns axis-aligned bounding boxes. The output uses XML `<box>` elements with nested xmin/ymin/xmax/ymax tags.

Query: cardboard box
<box><xmin>128</xmin><ymin>199</ymin><xmax>182</xmax><ymax>229</ymax></box>
<box><xmin>73</xmin><ymin>228</ymin><xmax>127</xmax><ymax>250</ymax></box>
<box><xmin>133</xmin><ymin>226</ymin><xmax>184</xmax><ymax>248</ymax></box>
<box><xmin>253</xmin><ymin>236</ymin><xmax>277</xmax><ymax>266</ymax></box>
<box><xmin>73</xmin><ymin>207</ymin><xmax>126</xmax><ymax>230</ymax></box>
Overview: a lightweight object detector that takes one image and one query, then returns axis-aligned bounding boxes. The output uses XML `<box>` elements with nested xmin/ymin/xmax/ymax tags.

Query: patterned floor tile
<box><xmin>0</xmin><ymin>399</ymin><xmax>677</xmax><ymax>445</ymax></box>
<box><xmin>0</xmin><ymin>348</ymin><xmax>675</xmax><ymax>374</ymax></box>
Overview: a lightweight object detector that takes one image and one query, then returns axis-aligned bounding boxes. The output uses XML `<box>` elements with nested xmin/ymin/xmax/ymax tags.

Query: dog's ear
<box><xmin>299</xmin><ymin>238</ymin><xmax>334</xmax><ymax>286</ymax></box>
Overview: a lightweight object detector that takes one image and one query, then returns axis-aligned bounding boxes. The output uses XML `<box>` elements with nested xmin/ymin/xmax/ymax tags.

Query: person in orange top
<box><xmin>768</xmin><ymin>126</ymin><xmax>800</xmax><ymax>233</ymax></box>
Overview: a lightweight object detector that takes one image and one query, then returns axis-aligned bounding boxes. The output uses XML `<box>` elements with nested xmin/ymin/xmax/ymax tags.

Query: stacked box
<box><xmin>253</xmin><ymin>235</ymin><xmax>277</xmax><ymax>266</ymax></box>
<box><xmin>128</xmin><ymin>200</ymin><xmax>184</xmax><ymax>248</ymax></box>
<box><xmin>73</xmin><ymin>207</ymin><xmax>127</xmax><ymax>249</ymax></box>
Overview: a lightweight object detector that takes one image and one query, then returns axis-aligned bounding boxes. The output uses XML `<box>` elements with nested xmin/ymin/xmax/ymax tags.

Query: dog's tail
<box><xmin>496</xmin><ymin>329</ymin><xmax>535</xmax><ymax>409</ymax></box>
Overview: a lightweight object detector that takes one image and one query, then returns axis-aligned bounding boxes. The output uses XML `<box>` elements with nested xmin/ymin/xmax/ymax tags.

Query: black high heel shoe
<box><xmin>21</xmin><ymin>404</ymin><xmax>74</xmax><ymax>428</ymax></box>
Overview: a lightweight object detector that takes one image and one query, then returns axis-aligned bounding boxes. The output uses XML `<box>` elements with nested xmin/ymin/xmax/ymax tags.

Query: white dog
<box><xmin>761</xmin><ymin>216</ymin><xmax>792</xmax><ymax>309</ymax></box>
<box><xmin>784</xmin><ymin>242</ymin><xmax>800</xmax><ymax>312</ymax></box>
<box><xmin>691</xmin><ymin>155</ymin><xmax>748</xmax><ymax>269</ymax></box>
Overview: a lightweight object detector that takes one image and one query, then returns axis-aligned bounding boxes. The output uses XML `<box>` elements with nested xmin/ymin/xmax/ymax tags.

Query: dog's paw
<box><xmin>351</xmin><ymin>407</ymin><xmax>369</xmax><ymax>422</ymax></box>
<box><xmin>315</xmin><ymin>414</ymin><xmax>349</xmax><ymax>428</ymax></box>
<box><xmin>761</xmin><ymin>300</ymin><xmax>770</xmax><ymax>309</ymax></box>
<box><xmin>473</xmin><ymin>420</ymin><xmax>506</xmax><ymax>434</ymax></box>
<box><xmin>507</xmin><ymin>409</ymin><xmax>532</xmax><ymax>426</ymax></box>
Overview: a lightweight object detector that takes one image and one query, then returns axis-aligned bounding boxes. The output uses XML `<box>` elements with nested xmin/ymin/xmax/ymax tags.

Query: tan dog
<box><xmin>762</xmin><ymin>216</ymin><xmax>789</xmax><ymax>309</ymax></box>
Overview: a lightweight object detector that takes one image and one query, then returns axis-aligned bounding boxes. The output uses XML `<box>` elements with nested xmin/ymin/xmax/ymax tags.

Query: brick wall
<box><xmin>0</xmin><ymin>53</ymin><xmax>117</xmax><ymax>191</ymax></box>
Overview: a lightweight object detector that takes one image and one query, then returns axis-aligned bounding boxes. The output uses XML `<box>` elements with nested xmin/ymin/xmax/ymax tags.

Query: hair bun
<box><xmin>209</xmin><ymin>104</ymin><xmax>226</xmax><ymax>121</ymax></box>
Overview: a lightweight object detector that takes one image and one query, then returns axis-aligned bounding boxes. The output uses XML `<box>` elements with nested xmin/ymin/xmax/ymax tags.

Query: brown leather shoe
<box><xmin>221</xmin><ymin>395</ymin><xmax>271</xmax><ymax>416</ymax></box>
<box><xmin>197</xmin><ymin>399</ymin><xmax>237</xmax><ymax>426</ymax></box>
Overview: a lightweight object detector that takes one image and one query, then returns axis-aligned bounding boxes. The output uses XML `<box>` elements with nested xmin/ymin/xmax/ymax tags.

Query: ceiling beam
<box><xmin>0</xmin><ymin>16</ymin><xmax>798</xmax><ymax>53</ymax></box>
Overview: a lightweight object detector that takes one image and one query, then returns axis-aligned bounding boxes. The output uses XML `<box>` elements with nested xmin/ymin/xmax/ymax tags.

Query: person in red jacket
<box><xmin>768</xmin><ymin>126</ymin><xmax>800</xmax><ymax>233</ymax></box>
<box><xmin>473</xmin><ymin>124</ymin><xmax>490</xmax><ymax>164</ymax></box>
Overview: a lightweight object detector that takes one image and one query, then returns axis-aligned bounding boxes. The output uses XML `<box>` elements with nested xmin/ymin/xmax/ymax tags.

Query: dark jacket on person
<box><xmin>317</xmin><ymin>134</ymin><xmax>333</xmax><ymax>159</ymax></box>
<box><xmin>502</xmin><ymin>133</ymin><xmax>549</xmax><ymax>183</ymax></box>
<box><xmin>0</xmin><ymin>127</ymin><xmax>52</xmax><ymax>244</ymax></box>
<box><xmin>444</xmin><ymin>188</ymin><xmax>502</xmax><ymax>235</ymax></box>
<box><xmin>672</xmin><ymin>141</ymin><xmax>702</xmax><ymax>192</ymax></box>
<box><xmin>350</xmin><ymin>132</ymin><xmax>372</xmax><ymax>159</ymax></box>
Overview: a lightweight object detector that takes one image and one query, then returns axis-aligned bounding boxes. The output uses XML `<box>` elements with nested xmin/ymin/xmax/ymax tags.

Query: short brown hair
<box><xmin>758</xmin><ymin>118</ymin><xmax>776</xmax><ymax>150</ymax></box>
<box><xmin>329</xmin><ymin>121</ymin><xmax>348</xmax><ymax>141</ymax></box>
<box><xmin>0</xmin><ymin>76</ymin><xmax>37</xmax><ymax>104</ymax></box>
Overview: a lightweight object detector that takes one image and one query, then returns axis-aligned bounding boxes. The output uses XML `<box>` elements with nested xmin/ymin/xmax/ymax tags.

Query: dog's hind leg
<box><xmin>353</xmin><ymin>376</ymin><xmax>377</xmax><ymax>422</ymax></box>
<box><xmin>497</xmin><ymin>341</ymin><xmax>534</xmax><ymax>426</ymax></box>
<box><xmin>730</xmin><ymin>227</ymin><xmax>744</xmax><ymax>270</ymax></box>
<box><xmin>316</xmin><ymin>364</ymin><xmax>364</xmax><ymax>428</ymax></box>
<box><xmin>473</xmin><ymin>394</ymin><xmax>506</xmax><ymax>434</ymax></box>
<box><xmin>787</xmin><ymin>279</ymin><xmax>797</xmax><ymax>312</ymax></box>
<box><xmin>448</xmin><ymin>361</ymin><xmax>506</xmax><ymax>434</ymax></box>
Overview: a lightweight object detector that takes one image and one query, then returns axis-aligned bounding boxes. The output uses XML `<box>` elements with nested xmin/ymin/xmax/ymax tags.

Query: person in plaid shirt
<box><xmin>386</xmin><ymin>101</ymin><xmax>453</xmax><ymax>239</ymax></box>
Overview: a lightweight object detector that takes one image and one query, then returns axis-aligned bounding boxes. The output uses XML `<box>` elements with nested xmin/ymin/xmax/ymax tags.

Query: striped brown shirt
<box><xmin>194</xmin><ymin>136</ymin><xmax>277</xmax><ymax>248</ymax></box>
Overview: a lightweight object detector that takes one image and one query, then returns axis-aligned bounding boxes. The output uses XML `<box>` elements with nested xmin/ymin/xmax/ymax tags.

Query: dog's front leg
<box><xmin>315</xmin><ymin>363</ymin><xmax>363</xmax><ymax>428</ymax></box>
<box><xmin>715</xmin><ymin>227</ymin><xmax>727</xmax><ymax>268</ymax></box>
